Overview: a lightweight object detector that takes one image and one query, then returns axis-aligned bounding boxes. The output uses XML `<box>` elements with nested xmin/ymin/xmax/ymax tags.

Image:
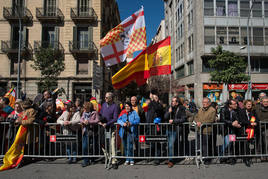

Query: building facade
<box><xmin>0</xmin><ymin>0</ymin><xmax>120</xmax><ymax>101</ymax></box>
<box><xmin>164</xmin><ymin>0</ymin><xmax>268</xmax><ymax>106</ymax></box>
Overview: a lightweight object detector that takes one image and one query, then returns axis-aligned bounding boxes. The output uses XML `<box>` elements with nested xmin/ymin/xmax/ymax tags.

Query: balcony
<box><xmin>70</xmin><ymin>7</ymin><xmax>98</xmax><ymax>23</ymax></box>
<box><xmin>3</xmin><ymin>7</ymin><xmax>33</xmax><ymax>24</ymax></box>
<box><xmin>36</xmin><ymin>8</ymin><xmax>64</xmax><ymax>23</ymax></box>
<box><xmin>1</xmin><ymin>40</ymin><xmax>32</xmax><ymax>58</ymax></box>
<box><xmin>34</xmin><ymin>41</ymin><xmax>64</xmax><ymax>53</ymax></box>
<box><xmin>69</xmin><ymin>40</ymin><xmax>97</xmax><ymax>58</ymax></box>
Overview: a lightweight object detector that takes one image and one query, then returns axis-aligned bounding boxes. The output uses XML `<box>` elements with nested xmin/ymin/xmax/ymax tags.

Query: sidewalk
<box><xmin>0</xmin><ymin>159</ymin><xmax>268</xmax><ymax>179</ymax></box>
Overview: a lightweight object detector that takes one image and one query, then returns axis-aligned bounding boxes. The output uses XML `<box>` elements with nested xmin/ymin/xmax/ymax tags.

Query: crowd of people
<box><xmin>1</xmin><ymin>90</ymin><xmax>268</xmax><ymax>169</ymax></box>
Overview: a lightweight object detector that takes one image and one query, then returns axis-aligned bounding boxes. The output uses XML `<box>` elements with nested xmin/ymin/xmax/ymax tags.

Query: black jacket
<box><xmin>164</xmin><ymin>105</ymin><xmax>187</xmax><ymax>124</ymax></box>
<box><xmin>146</xmin><ymin>101</ymin><xmax>163</xmax><ymax>123</ymax></box>
<box><xmin>220</xmin><ymin>107</ymin><xmax>241</xmax><ymax>135</ymax></box>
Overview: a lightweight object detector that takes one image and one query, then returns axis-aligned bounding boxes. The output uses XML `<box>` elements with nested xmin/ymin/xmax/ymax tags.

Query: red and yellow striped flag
<box><xmin>112</xmin><ymin>37</ymin><xmax>171</xmax><ymax>89</ymax></box>
<box><xmin>0</xmin><ymin>125</ymin><xmax>27</xmax><ymax>171</ymax></box>
<box><xmin>4</xmin><ymin>87</ymin><xmax>16</xmax><ymax>108</ymax></box>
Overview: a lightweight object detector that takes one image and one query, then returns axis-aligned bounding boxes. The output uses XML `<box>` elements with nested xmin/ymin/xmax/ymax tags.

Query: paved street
<box><xmin>1</xmin><ymin>159</ymin><xmax>268</xmax><ymax>179</ymax></box>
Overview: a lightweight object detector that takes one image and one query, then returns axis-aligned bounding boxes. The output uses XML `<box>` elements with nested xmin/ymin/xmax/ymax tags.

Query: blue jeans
<box><xmin>123</xmin><ymin>133</ymin><xmax>134</xmax><ymax>162</ymax></box>
<box><xmin>66</xmin><ymin>142</ymin><xmax>77</xmax><ymax>161</ymax></box>
<box><xmin>221</xmin><ymin>135</ymin><xmax>230</xmax><ymax>155</ymax></box>
<box><xmin>82</xmin><ymin>132</ymin><xmax>92</xmax><ymax>164</ymax></box>
<box><xmin>167</xmin><ymin>130</ymin><xmax>177</xmax><ymax>162</ymax></box>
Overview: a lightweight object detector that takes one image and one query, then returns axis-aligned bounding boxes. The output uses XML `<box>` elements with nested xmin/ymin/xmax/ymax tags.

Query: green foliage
<box><xmin>208</xmin><ymin>45</ymin><xmax>249</xmax><ymax>84</ymax></box>
<box><xmin>31</xmin><ymin>47</ymin><xmax>65</xmax><ymax>91</ymax></box>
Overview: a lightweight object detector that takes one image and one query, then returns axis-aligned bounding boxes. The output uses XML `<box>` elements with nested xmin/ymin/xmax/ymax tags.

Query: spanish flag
<box><xmin>4</xmin><ymin>87</ymin><xmax>16</xmax><ymax>108</ymax></box>
<box><xmin>112</xmin><ymin>37</ymin><xmax>171</xmax><ymax>89</ymax></box>
<box><xmin>0</xmin><ymin>125</ymin><xmax>27</xmax><ymax>171</ymax></box>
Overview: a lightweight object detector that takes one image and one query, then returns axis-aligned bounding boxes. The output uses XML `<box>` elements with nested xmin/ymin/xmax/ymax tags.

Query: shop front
<box><xmin>203</xmin><ymin>83</ymin><xmax>223</xmax><ymax>103</ymax></box>
<box><xmin>228</xmin><ymin>83</ymin><xmax>268</xmax><ymax>100</ymax></box>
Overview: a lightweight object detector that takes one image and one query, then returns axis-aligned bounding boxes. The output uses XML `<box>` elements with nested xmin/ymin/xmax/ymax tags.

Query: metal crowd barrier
<box><xmin>0</xmin><ymin>122</ymin><xmax>107</xmax><ymax>167</ymax></box>
<box><xmin>199</xmin><ymin>122</ymin><xmax>268</xmax><ymax>165</ymax></box>
<box><xmin>1</xmin><ymin>121</ymin><xmax>268</xmax><ymax>168</ymax></box>
<box><xmin>107</xmin><ymin>123</ymin><xmax>199</xmax><ymax>168</ymax></box>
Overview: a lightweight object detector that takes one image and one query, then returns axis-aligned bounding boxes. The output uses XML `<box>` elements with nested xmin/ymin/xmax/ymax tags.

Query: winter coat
<box><xmin>17</xmin><ymin>107</ymin><xmax>38</xmax><ymax>144</ymax></box>
<box><xmin>117</xmin><ymin>110</ymin><xmax>140</xmax><ymax>138</ymax></box>
<box><xmin>194</xmin><ymin>106</ymin><xmax>216</xmax><ymax>135</ymax></box>
<box><xmin>220</xmin><ymin>107</ymin><xmax>241</xmax><ymax>135</ymax></box>
<box><xmin>57</xmin><ymin>111</ymin><xmax>80</xmax><ymax>135</ymax></box>
<box><xmin>146</xmin><ymin>101</ymin><xmax>163</xmax><ymax>123</ymax></box>
<box><xmin>80</xmin><ymin>111</ymin><xmax>100</xmax><ymax>135</ymax></box>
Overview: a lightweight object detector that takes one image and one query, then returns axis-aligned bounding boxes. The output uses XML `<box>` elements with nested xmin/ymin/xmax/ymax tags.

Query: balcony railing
<box><xmin>69</xmin><ymin>40</ymin><xmax>97</xmax><ymax>54</ymax></box>
<box><xmin>3</xmin><ymin>7</ymin><xmax>33</xmax><ymax>23</ymax></box>
<box><xmin>34</xmin><ymin>41</ymin><xmax>64</xmax><ymax>52</ymax></box>
<box><xmin>70</xmin><ymin>7</ymin><xmax>98</xmax><ymax>22</ymax></box>
<box><xmin>36</xmin><ymin>8</ymin><xmax>64</xmax><ymax>22</ymax></box>
<box><xmin>1</xmin><ymin>40</ymin><xmax>32</xmax><ymax>54</ymax></box>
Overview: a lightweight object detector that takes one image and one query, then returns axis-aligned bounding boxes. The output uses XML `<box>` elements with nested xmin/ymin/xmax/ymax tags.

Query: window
<box><xmin>265</xmin><ymin>28</ymin><xmax>268</xmax><ymax>45</ymax></box>
<box><xmin>251</xmin><ymin>57</ymin><xmax>268</xmax><ymax>73</ymax></box>
<box><xmin>176</xmin><ymin>66</ymin><xmax>185</xmax><ymax>79</ymax></box>
<box><xmin>42</xmin><ymin>26</ymin><xmax>59</xmax><ymax>48</ymax></box>
<box><xmin>241</xmin><ymin>27</ymin><xmax>251</xmax><ymax>45</ymax></box>
<box><xmin>216</xmin><ymin>27</ymin><xmax>227</xmax><ymax>45</ymax></box>
<box><xmin>252</xmin><ymin>1</ymin><xmax>262</xmax><ymax>17</ymax></box>
<box><xmin>253</xmin><ymin>27</ymin><xmax>264</xmax><ymax>46</ymax></box>
<box><xmin>204</xmin><ymin>26</ymin><xmax>215</xmax><ymax>44</ymax></box>
<box><xmin>240</xmin><ymin>0</ymin><xmax>250</xmax><ymax>17</ymax></box>
<box><xmin>10</xmin><ymin>59</ymin><xmax>21</xmax><ymax>75</ymax></box>
<box><xmin>228</xmin><ymin>27</ymin><xmax>239</xmax><ymax>45</ymax></box>
<box><xmin>188</xmin><ymin>61</ymin><xmax>194</xmax><ymax>75</ymax></box>
<box><xmin>11</xmin><ymin>26</ymin><xmax>28</xmax><ymax>49</ymax></box>
<box><xmin>45</xmin><ymin>0</ymin><xmax>56</xmax><ymax>16</ymax></box>
<box><xmin>202</xmin><ymin>57</ymin><xmax>214</xmax><ymax>72</ymax></box>
<box><xmin>176</xmin><ymin>48</ymin><xmax>179</xmax><ymax>62</ymax></box>
<box><xmin>265</xmin><ymin>2</ymin><xmax>268</xmax><ymax>17</ymax></box>
<box><xmin>216</xmin><ymin>0</ymin><xmax>226</xmax><ymax>16</ymax></box>
<box><xmin>228</xmin><ymin>0</ymin><xmax>238</xmax><ymax>16</ymax></box>
<box><xmin>77</xmin><ymin>59</ymin><xmax>88</xmax><ymax>75</ymax></box>
<box><xmin>188</xmin><ymin>34</ymin><xmax>194</xmax><ymax>53</ymax></box>
<box><xmin>188</xmin><ymin>10</ymin><xmax>193</xmax><ymax>30</ymax></box>
<box><xmin>204</xmin><ymin>0</ymin><xmax>214</xmax><ymax>16</ymax></box>
<box><xmin>181</xmin><ymin>43</ymin><xmax>184</xmax><ymax>58</ymax></box>
<box><xmin>79</xmin><ymin>0</ymin><xmax>90</xmax><ymax>16</ymax></box>
<box><xmin>73</xmin><ymin>26</ymin><xmax>93</xmax><ymax>49</ymax></box>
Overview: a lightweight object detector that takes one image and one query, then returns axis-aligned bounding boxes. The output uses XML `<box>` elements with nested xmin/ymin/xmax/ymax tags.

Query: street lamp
<box><xmin>245</xmin><ymin>0</ymin><xmax>257</xmax><ymax>100</ymax></box>
<box><xmin>16</xmin><ymin>5</ymin><xmax>22</xmax><ymax>99</ymax></box>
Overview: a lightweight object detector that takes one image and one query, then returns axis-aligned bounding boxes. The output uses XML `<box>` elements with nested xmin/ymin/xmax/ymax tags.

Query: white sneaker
<box><xmin>124</xmin><ymin>161</ymin><xmax>129</xmax><ymax>165</ymax></box>
<box><xmin>130</xmin><ymin>161</ymin><xmax>134</xmax><ymax>166</ymax></box>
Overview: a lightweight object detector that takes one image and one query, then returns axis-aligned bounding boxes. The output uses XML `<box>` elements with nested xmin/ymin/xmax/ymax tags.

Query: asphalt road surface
<box><xmin>1</xmin><ymin>159</ymin><xmax>268</xmax><ymax>179</ymax></box>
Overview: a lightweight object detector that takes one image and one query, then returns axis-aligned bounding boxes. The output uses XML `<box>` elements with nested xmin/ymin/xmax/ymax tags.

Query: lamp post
<box><xmin>246</xmin><ymin>0</ymin><xmax>257</xmax><ymax>100</ymax></box>
<box><xmin>16</xmin><ymin>5</ymin><xmax>22</xmax><ymax>99</ymax></box>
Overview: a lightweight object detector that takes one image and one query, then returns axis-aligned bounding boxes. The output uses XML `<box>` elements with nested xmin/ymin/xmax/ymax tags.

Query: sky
<box><xmin>116</xmin><ymin>0</ymin><xmax>165</xmax><ymax>56</ymax></box>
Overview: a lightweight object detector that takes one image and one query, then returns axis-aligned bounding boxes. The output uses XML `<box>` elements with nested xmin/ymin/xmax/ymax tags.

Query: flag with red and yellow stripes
<box><xmin>112</xmin><ymin>37</ymin><xmax>171</xmax><ymax>89</ymax></box>
<box><xmin>0</xmin><ymin>125</ymin><xmax>27</xmax><ymax>171</ymax></box>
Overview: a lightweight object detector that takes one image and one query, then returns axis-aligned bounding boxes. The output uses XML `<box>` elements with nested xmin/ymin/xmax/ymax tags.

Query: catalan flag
<box><xmin>4</xmin><ymin>87</ymin><xmax>16</xmax><ymax>108</ymax></box>
<box><xmin>112</xmin><ymin>37</ymin><xmax>171</xmax><ymax>89</ymax></box>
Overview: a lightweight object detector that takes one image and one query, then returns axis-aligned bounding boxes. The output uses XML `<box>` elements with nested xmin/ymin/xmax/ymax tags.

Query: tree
<box><xmin>208</xmin><ymin>45</ymin><xmax>249</xmax><ymax>101</ymax></box>
<box><xmin>31</xmin><ymin>47</ymin><xmax>65</xmax><ymax>92</ymax></box>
